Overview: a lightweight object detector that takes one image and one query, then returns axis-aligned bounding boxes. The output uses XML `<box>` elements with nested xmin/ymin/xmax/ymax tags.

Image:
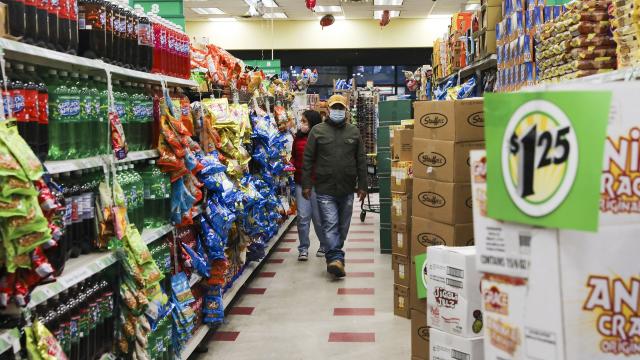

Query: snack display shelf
<box><xmin>525</xmin><ymin>66</ymin><xmax>640</xmax><ymax>90</ymax></box>
<box><xmin>0</xmin><ymin>38</ymin><xmax>198</xmax><ymax>88</ymax></box>
<box><xmin>0</xmin><ymin>328</ymin><xmax>20</xmax><ymax>355</ymax></box>
<box><xmin>142</xmin><ymin>224</ymin><xmax>174</xmax><ymax>245</ymax></box>
<box><xmin>179</xmin><ymin>215</ymin><xmax>296</xmax><ymax>360</ymax></box>
<box><xmin>44</xmin><ymin>150</ymin><xmax>159</xmax><ymax>174</ymax></box>
<box><xmin>27</xmin><ymin>251</ymin><xmax>118</xmax><ymax>308</ymax></box>
<box><xmin>436</xmin><ymin>54</ymin><xmax>498</xmax><ymax>86</ymax></box>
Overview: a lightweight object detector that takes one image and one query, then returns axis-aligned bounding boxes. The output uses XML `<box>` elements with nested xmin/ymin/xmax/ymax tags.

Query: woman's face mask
<box><xmin>329</xmin><ymin>109</ymin><xmax>346</xmax><ymax>123</ymax></box>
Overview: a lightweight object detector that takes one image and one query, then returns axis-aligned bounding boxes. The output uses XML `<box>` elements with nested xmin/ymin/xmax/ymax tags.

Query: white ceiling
<box><xmin>184</xmin><ymin>0</ymin><xmax>471</xmax><ymax>21</ymax></box>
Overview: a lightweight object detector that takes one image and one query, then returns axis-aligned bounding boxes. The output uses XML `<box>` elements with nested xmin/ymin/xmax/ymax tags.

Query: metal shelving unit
<box><xmin>44</xmin><ymin>150</ymin><xmax>160</xmax><ymax>174</ymax></box>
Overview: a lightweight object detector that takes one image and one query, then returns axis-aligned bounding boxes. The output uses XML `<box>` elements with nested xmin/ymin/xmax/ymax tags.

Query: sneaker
<box><xmin>298</xmin><ymin>252</ymin><xmax>309</xmax><ymax>261</ymax></box>
<box><xmin>316</xmin><ymin>248</ymin><xmax>326</xmax><ymax>257</ymax></box>
<box><xmin>327</xmin><ymin>260</ymin><xmax>346</xmax><ymax>278</ymax></box>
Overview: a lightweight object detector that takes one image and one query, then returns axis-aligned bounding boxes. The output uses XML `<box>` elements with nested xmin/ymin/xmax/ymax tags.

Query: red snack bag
<box><xmin>0</xmin><ymin>273</ymin><xmax>16</xmax><ymax>307</ymax></box>
<box><xmin>109</xmin><ymin>110</ymin><xmax>128</xmax><ymax>160</ymax></box>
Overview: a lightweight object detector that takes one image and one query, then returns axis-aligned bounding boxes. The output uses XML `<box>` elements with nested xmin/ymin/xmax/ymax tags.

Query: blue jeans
<box><xmin>316</xmin><ymin>193</ymin><xmax>354</xmax><ymax>264</ymax></box>
<box><xmin>295</xmin><ymin>185</ymin><xmax>326</xmax><ymax>253</ymax></box>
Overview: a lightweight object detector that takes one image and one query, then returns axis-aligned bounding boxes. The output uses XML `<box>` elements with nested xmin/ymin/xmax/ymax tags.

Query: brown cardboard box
<box><xmin>410</xmin><ymin>258</ymin><xmax>427</xmax><ymax>311</ymax></box>
<box><xmin>481</xmin><ymin>30</ymin><xmax>497</xmax><ymax>56</ymax></box>
<box><xmin>413</xmin><ymin>100</ymin><xmax>484</xmax><ymax>142</ymax></box>
<box><xmin>394</xmin><ymin>284</ymin><xmax>410</xmax><ymax>318</ymax></box>
<box><xmin>392</xmin><ymin>192</ymin><xmax>412</xmax><ymax>225</ymax></box>
<box><xmin>482</xmin><ymin>5</ymin><xmax>502</xmax><ymax>30</ymax></box>
<box><xmin>391</xmin><ymin>160</ymin><xmax>413</xmax><ymax>193</ymax></box>
<box><xmin>412</xmin><ymin>139</ymin><xmax>484</xmax><ymax>182</ymax></box>
<box><xmin>392</xmin><ymin>254</ymin><xmax>410</xmax><ymax>287</ymax></box>
<box><xmin>411</xmin><ymin>309</ymin><xmax>430</xmax><ymax>360</ymax></box>
<box><xmin>412</xmin><ymin>179</ymin><xmax>473</xmax><ymax>225</ymax></box>
<box><xmin>411</xmin><ymin>216</ymin><xmax>474</xmax><ymax>258</ymax></box>
<box><xmin>393</xmin><ymin>128</ymin><xmax>414</xmax><ymax>161</ymax></box>
<box><xmin>481</xmin><ymin>0</ymin><xmax>501</xmax><ymax>6</ymax></box>
<box><xmin>392</xmin><ymin>221</ymin><xmax>410</xmax><ymax>256</ymax></box>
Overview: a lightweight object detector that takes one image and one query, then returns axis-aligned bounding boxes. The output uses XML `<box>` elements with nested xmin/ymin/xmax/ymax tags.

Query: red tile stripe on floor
<box><xmin>329</xmin><ymin>332</ymin><xmax>375</xmax><ymax>343</ymax></box>
<box><xmin>346</xmin><ymin>248</ymin><xmax>374</xmax><ymax>252</ymax></box>
<box><xmin>244</xmin><ymin>288</ymin><xmax>267</xmax><ymax>295</ymax></box>
<box><xmin>213</xmin><ymin>331</ymin><xmax>240</xmax><ymax>341</ymax></box>
<box><xmin>266</xmin><ymin>258</ymin><xmax>284</xmax><ymax>264</ymax></box>
<box><xmin>229</xmin><ymin>307</ymin><xmax>254</xmax><ymax>315</ymax></box>
<box><xmin>258</xmin><ymin>272</ymin><xmax>276</xmax><ymax>278</ymax></box>
<box><xmin>337</xmin><ymin>288</ymin><xmax>375</xmax><ymax>295</ymax></box>
<box><xmin>334</xmin><ymin>308</ymin><xmax>375</xmax><ymax>316</ymax></box>
<box><xmin>349</xmin><ymin>239</ymin><xmax>374</xmax><ymax>242</ymax></box>
<box><xmin>347</xmin><ymin>272</ymin><xmax>375</xmax><ymax>278</ymax></box>
<box><xmin>274</xmin><ymin>248</ymin><xmax>291</xmax><ymax>253</ymax></box>
<box><xmin>348</xmin><ymin>259</ymin><xmax>374</xmax><ymax>264</ymax></box>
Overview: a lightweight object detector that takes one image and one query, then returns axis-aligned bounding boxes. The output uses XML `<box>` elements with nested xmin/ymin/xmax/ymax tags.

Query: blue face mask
<box><xmin>329</xmin><ymin>109</ymin><xmax>346</xmax><ymax>123</ymax></box>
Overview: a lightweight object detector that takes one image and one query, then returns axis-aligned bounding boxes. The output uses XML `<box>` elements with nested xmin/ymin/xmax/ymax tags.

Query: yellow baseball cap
<box><xmin>327</xmin><ymin>94</ymin><xmax>348</xmax><ymax>108</ymax></box>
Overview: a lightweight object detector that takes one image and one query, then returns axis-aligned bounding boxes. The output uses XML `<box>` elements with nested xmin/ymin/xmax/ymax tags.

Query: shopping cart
<box><xmin>360</xmin><ymin>154</ymin><xmax>379</xmax><ymax>222</ymax></box>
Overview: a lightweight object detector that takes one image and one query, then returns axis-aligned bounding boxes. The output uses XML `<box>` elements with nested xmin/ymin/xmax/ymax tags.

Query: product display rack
<box><xmin>0</xmin><ymin>329</ymin><xmax>20</xmax><ymax>356</ymax></box>
<box><xmin>0</xmin><ymin>38</ymin><xmax>197</xmax><ymax>88</ymax></box>
<box><xmin>44</xmin><ymin>150</ymin><xmax>160</xmax><ymax>174</ymax></box>
<box><xmin>179</xmin><ymin>215</ymin><xmax>296</xmax><ymax>360</ymax></box>
<box><xmin>436</xmin><ymin>54</ymin><xmax>497</xmax><ymax>87</ymax></box>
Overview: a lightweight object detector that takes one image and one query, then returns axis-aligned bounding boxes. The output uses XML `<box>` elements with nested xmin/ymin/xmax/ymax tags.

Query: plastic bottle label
<box><xmin>24</xmin><ymin>89</ymin><xmax>38</xmax><ymax>121</ymax></box>
<box><xmin>58</xmin><ymin>98</ymin><xmax>80</xmax><ymax>117</ymax></box>
<box><xmin>11</xmin><ymin>91</ymin><xmax>26</xmax><ymax>121</ymax></box>
<box><xmin>115</xmin><ymin>103</ymin><xmax>125</xmax><ymax>119</ymax></box>
<box><xmin>38</xmin><ymin>93</ymin><xmax>49</xmax><ymax>124</ymax></box>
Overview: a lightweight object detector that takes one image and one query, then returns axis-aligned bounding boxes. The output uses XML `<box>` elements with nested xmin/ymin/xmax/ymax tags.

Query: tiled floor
<box><xmin>197</xmin><ymin>197</ymin><xmax>410</xmax><ymax>360</ymax></box>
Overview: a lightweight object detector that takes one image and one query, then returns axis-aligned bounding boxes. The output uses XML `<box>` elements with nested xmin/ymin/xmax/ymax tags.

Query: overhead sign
<box><xmin>484</xmin><ymin>91</ymin><xmax>611</xmax><ymax>231</ymax></box>
<box><xmin>244</xmin><ymin>60</ymin><xmax>282</xmax><ymax>77</ymax></box>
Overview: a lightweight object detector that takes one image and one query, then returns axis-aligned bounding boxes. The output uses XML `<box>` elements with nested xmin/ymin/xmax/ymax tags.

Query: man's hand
<box><xmin>303</xmin><ymin>188</ymin><xmax>312</xmax><ymax>200</ymax></box>
<box><xmin>357</xmin><ymin>190</ymin><xmax>368</xmax><ymax>204</ymax></box>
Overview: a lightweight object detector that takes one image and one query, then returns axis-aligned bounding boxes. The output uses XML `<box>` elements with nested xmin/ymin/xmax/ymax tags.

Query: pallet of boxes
<box><xmin>391</xmin><ymin>121</ymin><xmax>414</xmax><ymax>321</ymax></box>
<box><xmin>411</xmin><ymin>99</ymin><xmax>485</xmax><ymax>360</ymax></box>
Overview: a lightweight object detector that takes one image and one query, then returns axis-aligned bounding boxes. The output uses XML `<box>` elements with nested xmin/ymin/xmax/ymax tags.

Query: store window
<box><xmin>353</xmin><ymin>66</ymin><xmax>396</xmax><ymax>86</ymax></box>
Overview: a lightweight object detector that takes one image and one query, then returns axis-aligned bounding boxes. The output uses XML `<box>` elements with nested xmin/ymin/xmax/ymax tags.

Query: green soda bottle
<box><xmin>89</xmin><ymin>76</ymin><xmax>101</xmax><ymax>156</ymax></box>
<box><xmin>131</xmin><ymin>163</ymin><xmax>145</xmax><ymax>230</ymax></box>
<box><xmin>96</xmin><ymin>77</ymin><xmax>109</xmax><ymax>155</ymax></box>
<box><xmin>142</xmin><ymin>160</ymin><xmax>155</xmax><ymax>229</ymax></box>
<box><xmin>67</xmin><ymin>72</ymin><xmax>81</xmax><ymax>159</ymax></box>
<box><xmin>78</xmin><ymin>74</ymin><xmax>93</xmax><ymax>158</ymax></box>
<box><xmin>142</xmin><ymin>83</ymin><xmax>154</xmax><ymax>150</ymax></box>
<box><xmin>128</xmin><ymin>83</ymin><xmax>142</xmax><ymax>151</ymax></box>
<box><xmin>46</xmin><ymin>69</ymin><xmax>64</xmax><ymax>160</ymax></box>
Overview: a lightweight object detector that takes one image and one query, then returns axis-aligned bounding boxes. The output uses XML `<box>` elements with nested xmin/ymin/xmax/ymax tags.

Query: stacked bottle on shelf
<box><xmin>37</xmin><ymin>276</ymin><xmax>115</xmax><ymax>360</ymax></box>
<box><xmin>7</xmin><ymin>0</ymin><xmax>191</xmax><ymax>78</ymax></box>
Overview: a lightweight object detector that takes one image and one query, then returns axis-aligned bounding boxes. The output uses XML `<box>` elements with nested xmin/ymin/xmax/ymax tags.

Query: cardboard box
<box><xmin>427</xmin><ymin>246</ymin><xmax>483</xmax><ymax>338</ymax></box>
<box><xmin>393</xmin><ymin>128</ymin><xmax>414</xmax><ymax>161</ymax></box>
<box><xmin>412</xmin><ymin>138</ymin><xmax>485</xmax><ymax>182</ymax></box>
<box><xmin>411</xmin><ymin>216</ymin><xmax>474</xmax><ymax>258</ymax></box>
<box><xmin>430</xmin><ymin>328</ymin><xmax>484</xmax><ymax>360</ymax></box>
<box><xmin>393</xmin><ymin>254</ymin><xmax>410</xmax><ymax>287</ymax></box>
<box><xmin>481</xmin><ymin>30</ymin><xmax>497</xmax><ymax>56</ymax></box>
<box><xmin>412</xmin><ymin>179</ymin><xmax>473</xmax><ymax>225</ymax></box>
<box><xmin>482</xmin><ymin>6</ymin><xmax>502</xmax><ymax>30</ymax></box>
<box><xmin>481</xmin><ymin>0</ymin><xmax>501</xmax><ymax>6</ymax></box>
<box><xmin>392</xmin><ymin>221</ymin><xmax>411</xmax><ymax>257</ymax></box>
<box><xmin>411</xmin><ymin>309</ymin><xmax>430</xmax><ymax>360</ymax></box>
<box><xmin>410</xmin><ymin>257</ymin><xmax>427</xmax><ymax>312</ymax></box>
<box><xmin>392</xmin><ymin>192</ymin><xmax>412</xmax><ymax>225</ymax></box>
<box><xmin>413</xmin><ymin>99</ymin><xmax>484</xmax><ymax>142</ymax></box>
<box><xmin>391</xmin><ymin>160</ymin><xmax>413</xmax><ymax>193</ymax></box>
<box><xmin>394</xmin><ymin>284</ymin><xmax>410</xmax><ymax>318</ymax></box>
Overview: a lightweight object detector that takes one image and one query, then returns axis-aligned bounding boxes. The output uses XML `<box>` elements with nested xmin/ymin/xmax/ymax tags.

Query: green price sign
<box><xmin>484</xmin><ymin>91</ymin><xmax>611</xmax><ymax>231</ymax></box>
<box><xmin>414</xmin><ymin>253</ymin><xmax>427</xmax><ymax>299</ymax></box>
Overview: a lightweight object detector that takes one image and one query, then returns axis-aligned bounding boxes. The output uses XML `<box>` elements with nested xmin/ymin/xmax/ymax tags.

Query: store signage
<box><xmin>244</xmin><ymin>60</ymin><xmax>282</xmax><ymax>77</ymax></box>
<box><xmin>415</xmin><ymin>253</ymin><xmax>427</xmax><ymax>299</ymax></box>
<box><xmin>484</xmin><ymin>91</ymin><xmax>611</xmax><ymax>231</ymax></box>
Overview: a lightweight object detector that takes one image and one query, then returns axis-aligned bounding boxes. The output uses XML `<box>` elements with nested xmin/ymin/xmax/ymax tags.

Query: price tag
<box><xmin>58</xmin><ymin>267</ymin><xmax>91</xmax><ymax>288</ymax></box>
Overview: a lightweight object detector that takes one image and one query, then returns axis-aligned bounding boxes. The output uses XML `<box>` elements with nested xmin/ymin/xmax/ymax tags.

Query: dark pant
<box><xmin>316</xmin><ymin>193</ymin><xmax>354</xmax><ymax>264</ymax></box>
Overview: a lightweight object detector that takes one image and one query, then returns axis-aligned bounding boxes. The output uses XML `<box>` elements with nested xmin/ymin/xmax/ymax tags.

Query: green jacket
<box><xmin>302</xmin><ymin>121</ymin><xmax>368</xmax><ymax>197</ymax></box>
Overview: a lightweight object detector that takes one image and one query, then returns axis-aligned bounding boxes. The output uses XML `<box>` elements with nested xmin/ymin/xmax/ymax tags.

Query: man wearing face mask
<box><xmin>302</xmin><ymin>94</ymin><xmax>368</xmax><ymax>278</ymax></box>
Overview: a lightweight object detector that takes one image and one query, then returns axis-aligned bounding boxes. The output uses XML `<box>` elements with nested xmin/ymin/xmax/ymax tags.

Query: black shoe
<box><xmin>327</xmin><ymin>260</ymin><xmax>346</xmax><ymax>278</ymax></box>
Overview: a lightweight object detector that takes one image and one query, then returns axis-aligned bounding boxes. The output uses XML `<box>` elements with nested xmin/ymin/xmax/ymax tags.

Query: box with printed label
<box><xmin>392</xmin><ymin>160</ymin><xmax>414</xmax><ymax>193</ymax></box>
<box><xmin>393</xmin><ymin>254</ymin><xmax>410</xmax><ymax>287</ymax></box>
<box><xmin>394</xmin><ymin>284</ymin><xmax>410</xmax><ymax>318</ymax></box>
<box><xmin>429</xmin><ymin>328</ymin><xmax>484</xmax><ymax>360</ymax></box>
<box><xmin>413</xmin><ymin>99</ymin><xmax>484</xmax><ymax>142</ymax></box>
<box><xmin>427</xmin><ymin>246</ymin><xmax>483</xmax><ymax>338</ymax></box>
<box><xmin>413</xmin><ymin>138</ymin><xmax>485</xmax><ymax>182</ymax></box>
<box><xmin>413</xmin><ymin>179</ymin><xmax>473</xmax><ymax>225</ymax></box>
<box><xmin>411</xmin><ymin>256</ymin><xmax>427</xmax><ymax>311</ymax></box>
<box><xmin>392</xmin><ymin>192</ymin><xmax>412</xmax><ymax>225</ymax></box>
<box><xmin>470</xmin><ymin>150</ymin><xmax>557</xmax><ymax>278</ymax></box>
<box><xmin>393</xmin><ymin>127</ymin><xmax>414</xmax><ymax>161</ymax></box>
<box><xmin>412</xmin><ymin>216</ymin><xmax>474</xmax><ymax>259</ymax></box>
<box><xmin>392</xmin><ymin>221</ymin><xmax>411</xmax><ymax>257</ymax></box>
<box><xmin>412</xmin><ymin>309</ymin><xmax>430</xmax><ymax>360</ymax></box>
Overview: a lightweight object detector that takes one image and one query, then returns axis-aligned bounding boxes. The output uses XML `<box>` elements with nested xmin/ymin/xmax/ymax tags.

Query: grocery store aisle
<box><xmin>197</xmin><ymin>194</ymin><xmax>410</xmax><ymax>360</ymax></box>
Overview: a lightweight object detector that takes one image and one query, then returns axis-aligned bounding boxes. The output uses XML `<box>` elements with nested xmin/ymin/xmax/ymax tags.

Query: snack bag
<box><xmin>109</xmin><ymin>110</ymin><xmax>128</xmax><ymax>160</ymax></box>
<box><xmin>0</xmin><ymin>122</ymin><xmax>43</xmax><ymax>180</ymax></box>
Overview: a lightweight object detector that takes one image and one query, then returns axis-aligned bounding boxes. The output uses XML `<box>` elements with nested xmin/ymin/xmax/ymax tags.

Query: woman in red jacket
<box><xmin>292</xmin><ymin>110</ymin><xmax>326</xmax><ymax>261</ymax></box>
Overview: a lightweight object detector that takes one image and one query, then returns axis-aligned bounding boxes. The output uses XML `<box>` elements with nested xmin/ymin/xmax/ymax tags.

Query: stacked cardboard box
<box><xmin>408</xmin><ymin>99</ymin><xmax>484</xmax><ymax>360</ymax></box>
<box><xmin>392</xmin><ymin>125</ymin><xmax>414</xmax><ymax>320</ymax></box>
<box><xmin>378</xmin><ymin>100</ymin><xmax>413</xmax><ymax>253</ymax></box>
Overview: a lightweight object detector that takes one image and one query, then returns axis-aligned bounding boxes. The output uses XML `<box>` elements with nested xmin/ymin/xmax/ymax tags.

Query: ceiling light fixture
<box><xmin>263</xmin><ymin>12</ymin><xmax>287</xmax><ymax>18</ymax></box>
<box><xmin>373</xmin><ymin>10</ymin><xmax>399</xmax><ymax>19</ymax></box>
<box><xmin>314</xmin><ymin>5</ymin><xmax>343</xmax><ymax>13</ymax></box>
<box><xmin>191</xmin><ymin>7</ymin><xmax>225</xmax><ymax>14</ymax></box>
<box><xmin>374</xmin><ymin>0</ymin><xmax>403</xmax><ymax>5</ymax></box>
<box><xmin>244</xmin><ymin>0</ymin><xmax>279</xmax><ymax>8</ymax></box>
